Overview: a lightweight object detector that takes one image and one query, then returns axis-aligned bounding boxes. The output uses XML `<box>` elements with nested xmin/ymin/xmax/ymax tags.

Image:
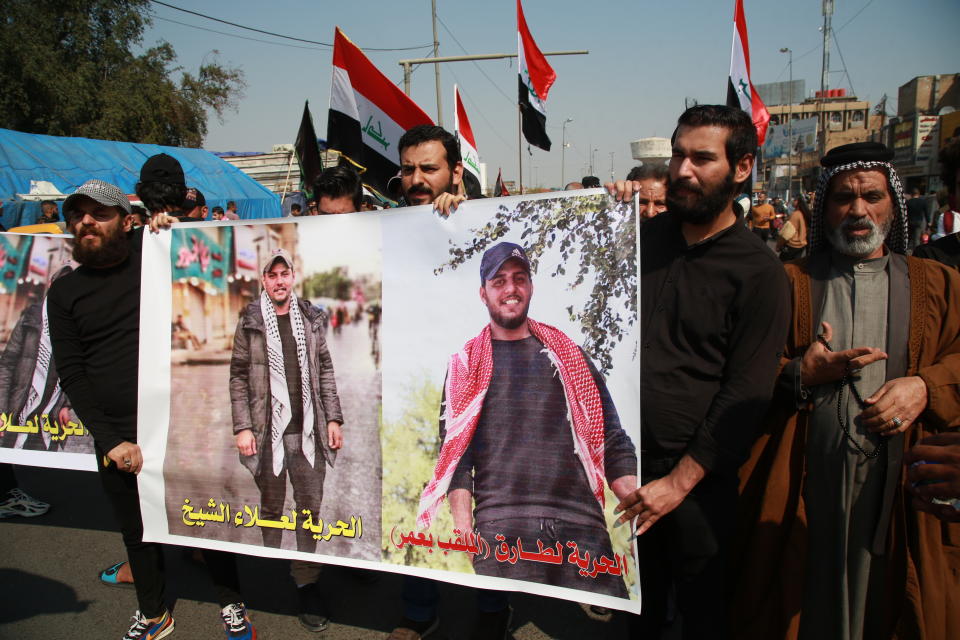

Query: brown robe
<box><xmin>732</xmin><ymin>252</ymin><xmax>960</xmax><ymax>640</ymax></box>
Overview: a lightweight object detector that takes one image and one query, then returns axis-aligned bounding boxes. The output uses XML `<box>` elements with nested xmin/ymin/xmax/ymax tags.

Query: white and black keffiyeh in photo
<box><xmin>16</xmin><ymin>300</ymin><xmax>64</xmax><ymax>449</ymax></box>
<box><xmin>260</xmin><ymin>290</ymin><xmax>315</xmax><ymax>476</ymax></box>
<box><xmin>809</xmin><ymin>159</ymin><xmax>909</xmax><ymax>255</ymax></box>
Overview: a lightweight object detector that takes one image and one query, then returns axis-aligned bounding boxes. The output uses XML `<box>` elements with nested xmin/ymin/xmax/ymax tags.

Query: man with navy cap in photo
<box><xmin>417</xmin><ymin>242</ymin><xmax>638</xmax><ymax>599</ymax></box>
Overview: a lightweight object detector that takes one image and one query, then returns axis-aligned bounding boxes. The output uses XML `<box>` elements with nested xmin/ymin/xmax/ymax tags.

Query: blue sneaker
<box><xmin>122</xmin><ymin>609</ymin><xmax>174</xmax><ymax>640</ymax></box>
<box><xmin>220</xmin><ymin>603</ymin><xmax>256</xmax><ymax>639</ymax></box>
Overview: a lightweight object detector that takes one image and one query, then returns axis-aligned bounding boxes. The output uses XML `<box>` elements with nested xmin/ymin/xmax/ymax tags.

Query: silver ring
<box><xmin>123</xmin><ymin>459</ymin><xmax>132</xmax><ymax>466</ymax></box>
<box><xmin>891</xmin><ymin>416</ymin><xmax>904</xmax><ymax>429</ymax></box>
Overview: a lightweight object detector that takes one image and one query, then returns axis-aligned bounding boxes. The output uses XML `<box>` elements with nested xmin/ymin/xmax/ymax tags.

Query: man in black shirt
<box><xmin>49</xmin><ymin>178</ymin><xmax>256</xmax><ymax>640</ymax></box>
<box><xmin>48</xmin><ymin>179</ymin><xmax>176</xmax><ymax>640</ymax></box>
<box><xmin>608</xmin><ymin>105</ymin><xmax>790</xmax><ymax>639</ymax></box>
<box><xmin>417</xmin><ymin>242</ymin><xmax>638</xmax><ymax>599</ymax></box>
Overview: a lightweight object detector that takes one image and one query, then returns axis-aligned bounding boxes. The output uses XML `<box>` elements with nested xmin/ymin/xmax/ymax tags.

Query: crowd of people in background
<box><xmin>1</xmin><ymin>106</ymin><xmax>958</xmax><ymax>640</ymax></box>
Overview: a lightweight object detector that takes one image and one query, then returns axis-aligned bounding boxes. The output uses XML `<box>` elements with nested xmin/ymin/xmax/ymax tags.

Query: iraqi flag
<box><xmin>726</xmin><ymin>0</ymin><xmax>770</xmax><ymax>145</ymax></box>
<box><xmin>327</xmin><ymin>27</ymin><xmax>434</xmax><ymax>195</ymax></box>
<box><xmin>454</xmin><ymin>85</ymin><xmax>481</xmax><ymax>186</ymax></box>
<box><xmin>517</xmin><ymin>0</ymin><xmax>555</xmax><ymax>151</ymax></box>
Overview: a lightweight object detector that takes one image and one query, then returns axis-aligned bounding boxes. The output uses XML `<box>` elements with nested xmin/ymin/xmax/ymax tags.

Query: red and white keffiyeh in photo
<box><xmin>416</xmin><ymin>318</ymin><xmax>606</xmax><ymax>530</ymax></box>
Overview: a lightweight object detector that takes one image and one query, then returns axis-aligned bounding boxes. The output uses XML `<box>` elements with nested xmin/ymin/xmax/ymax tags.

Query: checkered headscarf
<box><xmin>809</xmin><ymin>160</ymin><xmax>909</xmax><ymax>255</ymax></box>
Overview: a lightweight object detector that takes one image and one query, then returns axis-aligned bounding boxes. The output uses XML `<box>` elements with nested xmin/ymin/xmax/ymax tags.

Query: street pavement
<box><xmin>0</xmin><ymin>319</ymin><xmax>631</xmax><ymax>638</ymax></box>
<box><xmin>0</xmin><ymin>466</ymin><xmax>628</xmax><ymax>638</ymax></box>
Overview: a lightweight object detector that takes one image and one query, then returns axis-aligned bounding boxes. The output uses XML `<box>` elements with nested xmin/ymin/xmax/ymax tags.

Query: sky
<box><xmin>141</xmin><ymin>0</ymin><xmax>960</xmax><ymax>189</ymax></box>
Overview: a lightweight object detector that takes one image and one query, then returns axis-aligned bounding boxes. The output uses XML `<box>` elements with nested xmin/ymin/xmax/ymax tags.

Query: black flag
<box><xmin>295</xmin><ymin>101</ymin><xmax>323</xmax><ymax>197</ymax></box>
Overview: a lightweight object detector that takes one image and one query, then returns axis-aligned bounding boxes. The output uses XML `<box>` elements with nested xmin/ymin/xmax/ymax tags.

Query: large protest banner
<box><xmin>137</xmin><ymin>191</ymin><xmax>641</xmax><ymax>613</ymax></box>
<box><xmin>0</xmin><ymin>232</ymin><xmax>96</xmax><ymax>471</ymax></box>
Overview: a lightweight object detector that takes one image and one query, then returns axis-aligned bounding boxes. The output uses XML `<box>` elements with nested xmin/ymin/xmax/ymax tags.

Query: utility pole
<box><xmin>561</xmin><ymin>117</ymin><xmax>573</xmax><ymax>187</ymax></box>
<box><xmin>431</xmin><ymin>0</ymin><xmax>443</xmax><ymax>126</ymax></box>
<box><xmin>818</xmin><ymin>0</ymin><xmax>833</xmax><ymax>157</ymax></box>
<box><xmin>820</xmin><ymin>0</ymin><xmax>833</xmax><ymax>98</ymax></box>
<box><xmin>780</xmin><ymin>47</ymin><xmax>793</xmax><ymax>201</ymax></box>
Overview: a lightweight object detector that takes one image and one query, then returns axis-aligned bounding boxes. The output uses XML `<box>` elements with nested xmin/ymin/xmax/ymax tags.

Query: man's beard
<box><xmin>488</xmin><ymin>299</ymin><xmax>530</xmax><ymax>330</ymax></box>
<box><xmin>72</xmin><ymin>223</ymin><xmax>130</xmax><ymax>267</ymax></box>
<box><xmin>666</xmin><ymin>171</ymin><xmax>738</xmax><ymax>225</ymax></box>
<box><xmin>826</xmin><ymin>215</ymin><xmax>890</xmax><ymax>258</ymax></box>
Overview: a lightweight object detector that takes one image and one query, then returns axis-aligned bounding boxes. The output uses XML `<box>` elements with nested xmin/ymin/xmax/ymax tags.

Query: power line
<box><xmin>435</xmin><ymin>15</ymin><xmax>515</xmax><ymax>106</ymax></box>
<box><xmin>149</xmin><ymin>0</ymin><xmax>431</xmax><ymax>51</ymax></box>
<box><xmin>446</xmin><ymin>67</ymin><xmax>515</xmax><ymax>152</ymax></box>
<box><xmin>153</xmin><ymin>16</ymin><xmax>328</xmax><ymax>51</ymax></box>
<box><xmin>836</xmin><ymin>0</ymin><xmax>877</xmax><ymax>32</ymax></box>
<box><xmin>830</xmin><ymin>29</ymin><xmax>856</xmax><ymax>97</ymax></box>
<box><xmin>781</xmin><ymin>0</ymin><xmax>877</xmax><ymax>68</ymax></box>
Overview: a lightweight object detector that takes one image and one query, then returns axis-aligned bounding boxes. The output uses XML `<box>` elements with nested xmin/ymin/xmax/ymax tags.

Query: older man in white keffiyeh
<box><xmin>230</xmin><ymin>248</ymin><xmax>344</xmax><ymax>557</ymax></box>
<box><xmin>734</xmin><ymin>142</ymin><xmax>960</xmax><ymax>640</ymax></box>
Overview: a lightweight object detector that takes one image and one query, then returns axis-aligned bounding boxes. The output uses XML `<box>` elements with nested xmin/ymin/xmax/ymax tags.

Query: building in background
<box><xmin>878</xmin><ymin>74</ymin><xmax>960</xmax><ymax>192</ymax></box>
<box><xmin>755</xmin><ymin>79</ymin><xmax>880</xmax><ymax>198</ymax></box>
<box><xmin>630</xmin><ymin>138</ymin><xmax>670</xmax><ymax>168</ymax></box>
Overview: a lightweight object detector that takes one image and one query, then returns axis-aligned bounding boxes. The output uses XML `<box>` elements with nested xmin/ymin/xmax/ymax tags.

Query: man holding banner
<box><xmin>50</xmin><ymin>177</ymin><xmax>256</xmax><ymax>640</ymax></box>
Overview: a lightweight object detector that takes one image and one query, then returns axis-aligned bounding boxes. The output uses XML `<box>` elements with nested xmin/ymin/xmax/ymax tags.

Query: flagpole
<box><xmin>517</xmin><ymin>105</ymin><xmax>524</xmax><ymax>194</ymax></box>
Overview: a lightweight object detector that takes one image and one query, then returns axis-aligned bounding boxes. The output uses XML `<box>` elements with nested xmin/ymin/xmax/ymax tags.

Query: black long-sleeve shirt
<box><xmin>47</xmin><ymin>229</ymin><xmax>142</xmax><ymax>454</ymax></box>
<box><xmin>444</xmin><ymin>336</ymin><xmax>637</xmax><ymax>528</ymax></box>
<box><xmin>640</xmin><ymin>211</ymin><xmax>790</xmax><ymax>475</ymax></box>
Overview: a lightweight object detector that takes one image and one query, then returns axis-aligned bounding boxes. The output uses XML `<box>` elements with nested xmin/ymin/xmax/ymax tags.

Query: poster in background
<box><xmin>0</xmin><ymin>232</ymin><xmax>95</xmax><ymax>471</ymax></box>
<box><xmin>138</xmin><ymin>193</ymin><xmax>641</xmax><ymax>613</ymax></box>
<box><xmin>762</xmin><ymin>116</ymin><xmax>817</xmax><ymax>158</ymax></box>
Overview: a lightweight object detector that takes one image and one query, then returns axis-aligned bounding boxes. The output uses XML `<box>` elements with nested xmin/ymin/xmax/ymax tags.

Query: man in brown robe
<box><xmin>732</xmin><ymin>142</ymin><xmax>960</xmax><ymax>640</ymax></box>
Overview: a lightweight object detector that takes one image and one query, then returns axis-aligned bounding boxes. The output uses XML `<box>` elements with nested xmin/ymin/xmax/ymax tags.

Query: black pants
<box><xmin>96</xmin><ymin>449</ymin><xmax>243</xmax><ymax>616</ymax></box>
<box><xmin>630</xmin><ymin>471</ymin><xmax>738</xmax><ymax>640</ymax></box>
<box><xmin>0</xmin><ymin>463</ymin><xmax>16</xmax><ymax>494</ymax></box>
<box><xmin>779</xmin><ymin>245</ymin><xmax>805</xmax><ymax>262</ymax></box>
<box><xmin>474</xmin><ymin>516</ymin><xmax>627</xmax><ymax>598</ymax></box>
<box><xmin>255</xmin><ymin>432</ymin><xmax>324</xmax><ymax>553</ymax></box>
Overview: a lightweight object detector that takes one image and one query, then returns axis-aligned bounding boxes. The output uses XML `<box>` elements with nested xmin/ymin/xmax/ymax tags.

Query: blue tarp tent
<box><xmin>0</xmin><ymin>128</ymin><xmax>281</xmax><ymax>228</ymax></box>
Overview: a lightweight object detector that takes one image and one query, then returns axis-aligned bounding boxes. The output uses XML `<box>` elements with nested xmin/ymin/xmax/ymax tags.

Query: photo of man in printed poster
<box><xmin>380</xmin><ymin>192</ymin><xmax>640</xmax><ymax>602</ymax></box>
<box><xmin>0</xmin><ymin>234</ymin><xmax>91</xmax><ymax>458</ymax></box>
<box><xmin>162</xmin><ymin>217</ymin><xmax>382</xmax><ymax>561</ymax></box>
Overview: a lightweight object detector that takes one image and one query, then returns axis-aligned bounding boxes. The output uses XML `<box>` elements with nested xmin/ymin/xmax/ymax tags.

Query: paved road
<box><xmin>0</xmin><ymin>468</ymin><xmax>629</xmax><ymax>639</ymax></box>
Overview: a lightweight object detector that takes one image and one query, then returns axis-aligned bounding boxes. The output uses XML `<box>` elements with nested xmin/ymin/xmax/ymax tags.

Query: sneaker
<box><xmin>387</xmin><ymin>616</ymin><xmax>439</xmax><ymax>640</ymax></box>
<box><xmin>122</xmin><ymin>610</ymin><xmax>174</xmax><ymax>640</ymax></box>
<box><xmin>296</xmin><ymin>583</ymin><xmax>330</xmax><ymax>632</ymax></box>
<box><xmin>220</xmin><ymin>603</ymin><xmax>256</xmax><ymax>640</ymax></box>
<box><xmin>471</xmin><ymin>606</ymin><xmax>512</xmax><ymax>640</ymax></box>
<box><xmin>0</xmin><ymin>488</ymin><xmax>50</xmax><ymax>518</ymax></box>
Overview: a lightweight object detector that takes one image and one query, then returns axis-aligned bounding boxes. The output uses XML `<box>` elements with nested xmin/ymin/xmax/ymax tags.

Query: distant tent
<box><xmin>0</xmin><ymin>128</ymin><xmax>280</xmax><ymax>228</ymax></box>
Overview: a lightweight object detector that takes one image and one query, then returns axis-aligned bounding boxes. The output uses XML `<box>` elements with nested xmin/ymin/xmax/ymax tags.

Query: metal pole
<box><xmin>518</xmin><ymin>105</ymin><xmax>523</xmax><ymax>194</ymax></box>
<box><xmin>561</xmin><ymin>118</ymin><xmax>572</xmax><ymax>187</ymax></box>
<box><xmin>819</xmin><ymin>0</ymin><xmax>833</xmax><ymax>157</ymax></box>
<box><xmin>398</xmin><ymin>50</ymin><xmax>588</xmax><ymax>67</ymax></box>
<box><xmin>431</xmin><ymin>0</ymin><xmax>443</xmax><ymax>126</ymax></box>
<box><xmin>403</xmin><ymin>62</ymin><xmax>412</xmax><ymax>95</ymax></box>
<box><xmin>781</xmin><ymin>47</ymin><xmax>793</xmax><ymax>202</ymax></box>
<box><xmin>609</xmin><ymin>151</ymin><xmax>615</xmax><ymax>181</ymax></box>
